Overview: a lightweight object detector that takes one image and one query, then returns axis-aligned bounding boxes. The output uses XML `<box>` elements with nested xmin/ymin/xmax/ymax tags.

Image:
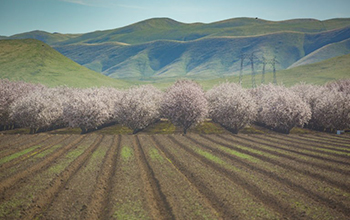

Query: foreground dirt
<box><xmin>0</xmin><ymin>132</ymin><xmax>349</xmax><ymax>219</ymax></box>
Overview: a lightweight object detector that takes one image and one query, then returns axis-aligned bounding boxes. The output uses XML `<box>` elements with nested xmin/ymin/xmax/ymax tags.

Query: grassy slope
<box><xmin>54</xmin><ymin>32</ymin><xmax>306</xmax><ymax>79</ymax></box>
<box><xmin>7</xmin><ymin>18</ymin><xmax>350</xmax><ymax>47</ymax></box>
<box><xmin>198</xmin><ymin>53</ymin><xmax>350</xmax><ymax>89</ymax></box>
<box><xmin>0</xmin><ymin>39</ymin><xmax>131</xmax><ymax>88</ymax></box>
<box><xmin>54</xmin><ymin>17</ymin><xmax>350</xmax><ymax>46</ymax></box>
<box><xmin>54</xmin><ymin>25</ymin><xmax>350</xmax><ymax>81</ymax></box>
<box><xmin>10</xmin><ymin>30</ymin><xmax>81</xmax><ymax>45</ymax></box>
<box><xmin>288</xmin><ymin>38</ymin><xmax>350</xmax><ymax>68</ymax></box>
<box><xmin>5</xmin><ymin>17</ymin><xmax>350</xmax><ymax>87</ymax></box>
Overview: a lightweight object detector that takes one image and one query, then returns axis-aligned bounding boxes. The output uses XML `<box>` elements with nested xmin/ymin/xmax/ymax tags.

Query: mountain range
<box><xmin>2</xmin><ymin>17</ymin><xmax>350</xmax><ymax>84</ymax></box>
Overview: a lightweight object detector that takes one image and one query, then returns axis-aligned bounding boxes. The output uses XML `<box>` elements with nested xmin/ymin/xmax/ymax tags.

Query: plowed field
<box><xmin>0</xmin><ymin>133</ymin><xmax>349</xmax><ymax>219</ymax></box>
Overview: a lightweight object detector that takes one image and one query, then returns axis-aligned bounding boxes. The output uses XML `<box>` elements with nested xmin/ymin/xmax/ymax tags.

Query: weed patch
<box><xmin>0</xmin><ymin>145</ymin><xmax>41</xmax><ymax>165</ymax></box>
<box><xmin>121</xmin><ymin>146</ymin><xmax>133</xmax><ymax>160</ymax></box>
<box><xmin>149</xmin><ymin>148</ymin><xmax>164</xmax><ymax>163</ymax></box>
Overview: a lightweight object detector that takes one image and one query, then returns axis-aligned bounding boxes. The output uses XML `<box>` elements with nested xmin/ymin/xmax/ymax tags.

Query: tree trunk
<box><xmin>81</xmin><ymin>127</ymin><xmax>87</xmax><ymax>134</ymax></box>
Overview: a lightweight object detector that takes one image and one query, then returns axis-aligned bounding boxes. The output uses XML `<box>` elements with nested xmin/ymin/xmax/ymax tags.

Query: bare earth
<box><xmin>0</xmin><ymin>132</ymin><xmax>349</xmax><ymax>219</ymax></box>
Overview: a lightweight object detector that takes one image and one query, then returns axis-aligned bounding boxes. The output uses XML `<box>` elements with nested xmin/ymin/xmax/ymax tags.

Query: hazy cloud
<box><xmin>59</xmin><ymin>0</ymin><xmax>146</xmax><ymax>9</ymax></box>
<box><xmin>59</xmin><ymin>0</ymin><xmax>116</xmax><ymax>7</ymax></box>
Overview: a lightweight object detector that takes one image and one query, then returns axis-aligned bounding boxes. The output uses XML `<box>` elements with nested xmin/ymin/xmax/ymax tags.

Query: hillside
<box><xmin>54</xmin><ymin>25</ymin><xmax>350</xmax><ymax>80</ymax></box>
<box><xmin>197</xmin><ymin>53</ymin><xmax>350</xmax><ymax>89</ymax></box>
<box><xmin>8</xmin><ymin>18</ymin><xmax>350</xmax><ymax>46</ymax></box>
<box><xmin>10</xmin><ymin>30</ymin><xmax>81</xmax><ymax>45</ymax></box>
<box><xmin>288</xmin><ymin>38</ymin><xmax>350</xmax><ymax>68</ymax></box>
<box><xmin>0</xmin><ymin>39</ymin><xmax>130</xmax><ymax>88</ymax></box>
<box><xmin>5</xmin><ymin>17</ymin><xmax>350</xmax><ymax>83</ymax></box>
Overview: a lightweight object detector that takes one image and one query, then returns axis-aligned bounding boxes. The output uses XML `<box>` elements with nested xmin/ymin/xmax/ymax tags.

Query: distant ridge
<box><xmin>7</xmin><ymin>17</ymin><xmax>350</xmax><ymax>46</ymax></box>
<box><xmin>4</xmin><ymin>17</ymin><xmax>350</xmax><ymax>83</ymax></box>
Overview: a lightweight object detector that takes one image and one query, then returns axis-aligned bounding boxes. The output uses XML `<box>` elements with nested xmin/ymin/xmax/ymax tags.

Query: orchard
<box><xmin>0</xmin><ymin>79</ymin><xmax>349</xmax><ymax>134</ymax></box>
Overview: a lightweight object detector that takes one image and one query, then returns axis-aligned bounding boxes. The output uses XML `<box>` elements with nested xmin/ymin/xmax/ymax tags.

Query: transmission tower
<box><xmin>239</xmin><ymin>52</ymin><xmax>247</xmax><ymax>85</ymax></box>
<box><xmin>261</xmin><ymin>56</ymin><xmax>267</xmax><ymax>84</ymax></box>
<box><xmin>249</xmin><ymin>52</ymin><xmax>258</xmax><ymax>88</ymax></box>
<box><xmin>270</xmin><ymin>56</ymin><xmax>279</xmax><ymax>85</ymax></box>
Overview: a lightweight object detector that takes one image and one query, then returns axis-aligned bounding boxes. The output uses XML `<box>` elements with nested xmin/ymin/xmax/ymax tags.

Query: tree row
<box><xmin>0</xmin><ymin>79</ymin><xmax>349</xmax><ymax>134</ymax></box>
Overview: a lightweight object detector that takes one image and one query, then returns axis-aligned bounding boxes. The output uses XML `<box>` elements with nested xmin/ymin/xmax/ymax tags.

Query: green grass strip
<box><xmin>0</xmin><ymin>145</ymin><xmax>41</xmax><ymax>165</ymax></box>
<box><xmin>216</xmin><ymin>145</ymin><xmax>258</xmax><ymax>162</ymax></box>
<box><xmin>195</xmin><ymin>148</ymin><xmax>226</xmax><ymax>165</ymax></box>
<box><xmin>318</xmin><ymin>147</ymin><xmax>350</xmax><ymax>157</ymax></box>
<box><xmin>149</xmin><ymin>147</ymin><xmax>164</xmax><ymax>163</ymax></box>
<box><xmin>121</xmin><ymin>146</ymin><xmax>133</xmax><ymax>160</ymax></box>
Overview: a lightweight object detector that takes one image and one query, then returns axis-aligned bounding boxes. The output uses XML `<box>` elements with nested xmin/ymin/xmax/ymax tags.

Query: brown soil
<box><xmin>0</xmin><ymin>133</ymin><xmax>349</xmax><ymax>220</ymax></box>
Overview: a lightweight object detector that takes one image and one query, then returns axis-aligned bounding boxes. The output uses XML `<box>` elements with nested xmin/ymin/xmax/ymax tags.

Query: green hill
<box><xmin>0</xmin><ymin>39</ymin><xmax>130</xmax><ymax>88</ymax></box>
<box><xmin>54</xmin><ymin>25</ymin><xmax>350</xmax><ymax>80</ymax></box>
<box><xmin>5</xmin><ymin>17</ymin><xmax>350</xmax><ymax>85</ymax></box>
<box><xmin>7</xmin><ymin>18</ymin><xmax>350</xmax><ymax>46</ymax></box>
<box><xmin>56</xmin><ymin>17</ymin><xmax>350</xmax><ymax>45</ymax></box>
<box><xmin>10</xmin><ymin>30</ymin><xmax>81</xmax><ymax>45</ymax></box>
<box><xmin>288</xmin><ymin>38</ymin><xmax>350</xmax><ymax>68</ymax></box>
<box><xmin>198</xmin><ymin>53</ymin><xmax>350</xmax><ymax>89</ymax></box>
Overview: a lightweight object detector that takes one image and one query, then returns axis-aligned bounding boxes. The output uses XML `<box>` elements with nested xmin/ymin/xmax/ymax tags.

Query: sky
<box><xmin>1</xmin><ymin>0</ymin><xmax>350</xmax><ymax>36</ymax></box>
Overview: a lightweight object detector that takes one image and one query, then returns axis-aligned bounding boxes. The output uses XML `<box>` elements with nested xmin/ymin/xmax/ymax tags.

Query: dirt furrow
<box><xmin>148</xmin><ymin>136</ymin><xmax>222</xmax><ymax>220</ymax></box>
<box><xmin>186</xmin><ymin>135</ymin><xmax>350</xmax><ymax>216</ymax></box>
<box><xmin>0</xmin><ymin>135</ymin><xmax>85</xmax><ymax>197</ymax></box>
<box><xmin>0</xmin><ymin>134</ymin><xmax>30</xmax><ymax>149</ymax></box>
<box><xmin>215</xmin><ymin>134</ymin><xmax>350</xmax><ymax>175</ymax></box>
<box><xmin>23</xmin><ymin>135</ymin><xmax>104</xmax><ymax>220</ymax></box>
<box><xmin>41</xmin><ymin>135</ymin><xmax>112</xmax><ymax>220</ymax></box>
<box><xmin>0</xmin><ymin>135</ymin><xmax>67</xmax><ymax>172</ymax></box>
<box><xmin>133</xmin><ymin>135</ymin><xmax>175</xmax><ymax>220</ymax></box>
<box><xmin>205</xmin><ymin>134</ymin><xmax>350</xmax><ymax>192</ymax></box>
<box><xmin>229</xmin><ymin>134</ymin><xmax>350</xmax><ymax>166</ymax></box>
<box><xmin>268</xmin><ymin>133</ymin><xmax>350</xmax><ymax>151</ymax></box>
<box><xmin>168</xmin><ymin>135</ymin><xmax>302</xmax><ymax>219</ymax></box>
<box><xmin>107</xmin><ymin>136</ymin><xmax>153</xmax><ymax>219</ymax></box>
<box><xmin>140</xmin><ymin>135</ymin><xmax>221</xmax><ymax>220</ymax></box>
<box><xmin>292</xmin><ymin>134</ymin><xmax>350</xmax><ymax>148</ymax></box>
<box><xmin>0</xmin><ymin>134</ymin><xmax>52</xmax><ymax>159</ymax></box>
<box><xmin>262</xmin><ymin>134</ymin><xmax>350</xmax><ymax>157</ymax></box>
<box><xmin>310</xmin><ymin>133</ymin><xmax>350</xmax><ymax>145</ymax></box>
<box><xmin>81</xmin><ymin>135</ymin><xmax>120</xmax><ymax>220</ymax></box>
<box><xmin>152</xmin><ymin>135</ymin><xmax>256</xmax><ymax>219</ymax></box>
<box><xmin>242</xmin><ymin>134</ymin><xmax>350</xmax><ymax>163</ymax></box>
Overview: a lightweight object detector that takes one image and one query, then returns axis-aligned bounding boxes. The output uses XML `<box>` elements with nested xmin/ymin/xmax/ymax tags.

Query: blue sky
<box><xmin>1</xmin><ymin>0</ymin><xmax>350</xmax><ymax>36</ymax></box>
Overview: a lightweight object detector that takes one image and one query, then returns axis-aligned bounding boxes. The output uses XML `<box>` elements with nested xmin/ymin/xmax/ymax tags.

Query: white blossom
<box><xmin>115</xmin><ymin>85</ymin><xmax>162</xmax><ymax>133</ymax></box>
<box><xmin>207</xmin><ymin>82</ymin><xmax>257</xmax><ymax>133</ymax></box>
<box><xmin>161</xmin><ymin>80</ymin><xmax>208</xmax><ymax>134</ymax></box>
<box><xmin>253</xmin><ymin>84</ymin><xmax>311</xmax><ymax>134</ymax></box>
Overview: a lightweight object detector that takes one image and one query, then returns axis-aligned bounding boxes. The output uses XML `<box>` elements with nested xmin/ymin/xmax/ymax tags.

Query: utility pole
<box><xmin>261</xmin><ymin>56</ymin><xmax>267</xmax><ymax>84</ymax></box>
<box><xmin>239</xmin><ymin>52</ymin><xmax>246</xmax><ymax>85</ymax></box>
<box><xmin>271</xmin><ymin>56</ymin><xmax>279</xmax><ymax>85</ymax></box>
<box><xmin>137</xmin><ymin>60</ymin><xmax>147</xmax><ymax>80</ymax></box>
<box><xmin>249</xmin><ymin>52</ymin><xmax>258</xmax><ymax>88</ymax></box>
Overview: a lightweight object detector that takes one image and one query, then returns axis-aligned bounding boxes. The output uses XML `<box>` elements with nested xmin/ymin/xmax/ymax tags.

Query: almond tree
<box><xmin>0</xmin><ymin>79</ymin><xmax>45</xmax><ymax>130</ymax></box>
<box><xmin>291</xmin><ymin>83</ymin><xmax>327</xmax><ymax>130</ymax></box>
<box><xmin>63</xmin><ymin>88</ymin><xmax>111</xmax><ymax>134</ymax></box>
<box><xmin>91</xmin><ymin>87</ymin><xmax>123</xmax><ymax>126</ymax></box>
<box><xmin>253</xmin><ymin>84</ymin><xmax>311</xmax><ymax>134</ymax></box>
<box><xmin>115</xmin><ymin>85</ymin><xmax>162</xmax><ymax>134</ymax></box>
<box><xmin>312</xmin><ymin>88</ymin><xmax>350</xmax><ymax>131</ymax></box>
<box><xmin>161</xmin><ymin>80</ymin><xmax>208</xmax><ymax>134</ymax></box>
<box><xmin>325</xmin><ymin>79</ymin><xmax>350</xmax><ymax>95</ymax></box>
<box><xmin>207</xmin><ymin>82</ymin><xmax>256</xmax><ymax>133</ymax></box>
<box><xmin>292</xmin><ymin>82</ymin><xmax>350</xmax><ymax>131</ymax></box>
<box><xmin>10</xmin><ymin>87</ymin><xmax>66</xmax><ymax>133</ymax></box>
